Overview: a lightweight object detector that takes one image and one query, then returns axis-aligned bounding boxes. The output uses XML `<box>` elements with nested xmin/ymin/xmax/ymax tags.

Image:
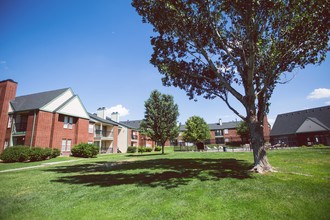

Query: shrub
<box><xmin>313</xmin><ymin>144</ymin><xmax>325</xmax><ymax>148</ymax></box>
<box><xmin>30</xmin><ymin>147</ymin><xmax>48</xmax><ymax>162</ymax></box>
<box><xmin>138</xmin><ymin>147</ymin><xmax>146</xmax><ymax>153</ymax></box>
<box><xmin>154</xmin><ymin>146</ymin><xmax>162</xmax><ymax>151</ymax></box>
<box><xmin>145</xmin><ymin>147</ymin><xmax>153</xmax><ymax>152</ymax></box>
<box><xmin>51</xmin><ymin>148</ymin><xmax>61</xmax><ymax>158</ymax></box>
<box><xmin>127</xmin><ymin>146</ymin><xmax>137</xmax><ymax>153</ymax></box>
<box><xmin>0</xmin><ymin>146</ymin><xmax>31</xmax><ymax>163</ymax></box>
<box><xmin>71</xmin><ymin>143</ymin><xmax>99</xmax><ymax>158</ymax></box>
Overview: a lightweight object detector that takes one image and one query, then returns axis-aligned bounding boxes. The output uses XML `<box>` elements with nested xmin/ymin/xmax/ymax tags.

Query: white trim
<box><xmin>41</xmin><ymin>89</ymin><xmax>74</xmax><ymax>112</ymax></box>
<box><xmin>56</xmin><ymin>96</ymin><xmax>90</xmax><ymax>119</ymax></box>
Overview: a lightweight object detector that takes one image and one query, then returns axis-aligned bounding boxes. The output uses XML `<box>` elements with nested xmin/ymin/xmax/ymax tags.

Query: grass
<box><xmin>0</xmin><ymin>147</ymin><xmax>329</xmax><ymax>219</ymax></box>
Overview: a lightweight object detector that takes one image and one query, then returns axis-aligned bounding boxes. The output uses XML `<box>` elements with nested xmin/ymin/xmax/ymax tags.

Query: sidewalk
<box><xmin>0</xmin><ymin>159</ymin><xmax>82</xmax><ymax>173</ymax></box>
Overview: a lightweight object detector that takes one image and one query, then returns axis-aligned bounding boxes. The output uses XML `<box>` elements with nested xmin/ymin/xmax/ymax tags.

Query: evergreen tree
<box><xmin>140</xmin><ymin>90</ymin><xmax>179</xmax><ymax>154</ymax></box>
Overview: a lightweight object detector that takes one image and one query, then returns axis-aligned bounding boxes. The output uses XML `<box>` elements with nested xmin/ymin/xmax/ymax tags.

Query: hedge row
<box><xmin>0</xmin><ymin>146</ymin><xmax>60</xmax><ymax>163</ymax></box>
<box><xmin>127</xmin><ymin>146</ymin><xmax>162</xmax><ymax>153</ymax></box>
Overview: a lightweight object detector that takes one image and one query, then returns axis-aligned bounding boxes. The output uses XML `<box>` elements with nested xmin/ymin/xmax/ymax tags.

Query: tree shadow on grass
<box><xmin>46</xmin><ymin>158</ymin><xmax>253</xmax><ymax>189</ymax></box>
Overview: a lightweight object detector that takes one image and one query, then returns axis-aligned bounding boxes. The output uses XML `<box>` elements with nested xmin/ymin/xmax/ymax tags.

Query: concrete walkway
<box><xmin>0</xmin><ymin>159</ymin><xmax>82</xmax><ymax>173</ymax></box>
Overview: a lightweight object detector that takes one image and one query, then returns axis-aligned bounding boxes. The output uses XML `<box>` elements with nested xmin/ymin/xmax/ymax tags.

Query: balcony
<box><xmin>13</xmin><ymin>123</ymin><xmax>27</xmax><ymax>135</ymax></box>
<box><xmin>95</xmin><ymin>129</ymin><xmax>114</xmax><ymax>140</ymax></box>
<box><xmin>215</xmin><ymin>131</ymin><xmax>223</xmax><ymax>137</ymax></box>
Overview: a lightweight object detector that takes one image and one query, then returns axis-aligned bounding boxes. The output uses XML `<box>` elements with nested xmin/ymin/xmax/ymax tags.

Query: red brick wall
<box><xmin>224</xmin><ymin>128</ymin><xmax>241</xmax><ymax>144</ymax></box>
<box><xmin>127</xmin><ymin>128</ymin><xmax>132</xmax><ymax>146</ymax></box>
<box><xmin>50</xmin><ymin>114</ymin><xmax>86</xmax><ymax>151</ymax></box>
<box><xmin>0</xmin><ymin>80</ymin><xmax>17</xmax><ymax>153</ymax></box>
<box><xmin>32</xmin><ymin>111</ymin><xmax>53</xmax><ymax>147</ymax></box>
<box><xmin>75</xmin><ymin>118</ymin><xmax>89</xmax><ymax>144</ymax></box>
<box><xmin>263</xmin><ymin>116</ymin><xmax>271</xmax><ymax>142</ymax></box>
<box><xmin>88</xmin><ymin>123</ymin><xmax>94</xmax><ymax>143</ymax></box>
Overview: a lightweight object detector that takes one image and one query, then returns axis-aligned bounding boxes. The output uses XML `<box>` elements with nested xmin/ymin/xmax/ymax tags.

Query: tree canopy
<box><xmin>182</xmin><ymin>116</ymin><xmax>211</xmax><ymax>143</ymax></box>
<box><xmin>140</xmin><ymin>90</ymin><xmax>179</xmax><ymax>154</ymax></box>
<box><xmin>132</xmin><ymin>0</ymin><xmax>329</xmax><ymax>172</ymax></box>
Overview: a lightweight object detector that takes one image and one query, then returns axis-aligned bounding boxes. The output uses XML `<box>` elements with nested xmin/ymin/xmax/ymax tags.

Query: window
<box><xmin>61</xmin><ymin>139</ymin><xmax>72</xmax><ymax>152</ymax></box>
<box><xmin>61</xmin><ymin>139</ymin><xmax>67</xmax><ymax>151</ymax></box>
<box><xmin>67</xmin><ymin>139</ymin><xmax>72</xmax><ymax>151</ymax></box>
<box><xmin>64</xmin><ymin>116</ymin><xmax>73</xmax><ymax>129</ymax></box>
<box><xmin>215</xmin><ymin>130</ymin><xmax>222</xmax><ymax>136</ymax></box>
<box><xmin>88</xmin><ymin>124</ymin><xmax>94</xmax><ymax>133</ymax></box>
<box><xmin>224</xmin><ymin>129</ymin><xmax>229</xmax><ymax>134</ymax></box>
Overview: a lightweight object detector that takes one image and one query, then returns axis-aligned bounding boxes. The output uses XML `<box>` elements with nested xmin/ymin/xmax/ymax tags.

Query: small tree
<box><xmin>183</xmin><ymin>116</ymin><xmax>210</xmax><ymax>144</ymax></box>
<box><xmin>140</xmin><ymin>90</ymin><xmax>179</xmax><ymax>154</ymax></box>
<box><xmin>236</xmin><ymin>121</ymin><xmax>250</xmax><ymax>144</ymax></box>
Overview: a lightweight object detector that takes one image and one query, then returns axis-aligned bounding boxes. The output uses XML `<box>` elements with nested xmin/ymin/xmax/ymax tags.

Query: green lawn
<box><xmin>0</xmin><ymin>147</ymin><xmax>329</xmax><ymax>220</ymax></box>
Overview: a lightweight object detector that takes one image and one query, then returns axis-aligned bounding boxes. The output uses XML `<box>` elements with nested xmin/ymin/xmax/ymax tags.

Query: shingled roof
<box><xmin>270</xmin><ymin>105</ymin><xmax>330</xmax><ymax>136</ymax></box>
<box><xmin>10</xmin><ymin>88</ymin><xmax>69</xmax><ymax>112</ymax></box>
<box><xmin>119</xmin><ymin>120</ymin><xmax>142</xmax><ymax>130</ymax></box>
<box><xmin>179</xmin><ymin>121</ymin><xmax>240</xmax><ymax>131</ymax></box>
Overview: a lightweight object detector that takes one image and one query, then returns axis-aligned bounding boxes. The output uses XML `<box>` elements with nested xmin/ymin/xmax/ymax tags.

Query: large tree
<box><xmin>132</xmin><ymin>0</ymin><xmax>329</xmax><ymax>173</ymax></box>
<box><xmin>140</xmin><ymin>90</ymin><xmax>179</xmax><ymax>154</ymax></box>
<box><xmin>182</xmin><ymin>116</ymin><xmax>211</xmax><ymax>143</ymax></box>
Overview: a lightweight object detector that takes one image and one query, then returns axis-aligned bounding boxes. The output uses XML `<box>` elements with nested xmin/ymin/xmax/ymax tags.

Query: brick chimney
<box><xmin>0</xmin><ymin>79</ymin><xmax>17</xmax><ymax>152</ymax></box>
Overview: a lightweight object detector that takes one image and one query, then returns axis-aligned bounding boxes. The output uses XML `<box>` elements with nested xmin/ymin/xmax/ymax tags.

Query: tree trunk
<box><xmin>249</xmin><ymin>119</ymin><xmax>274</xmax><ymax>173</ymax></box>
<box><xmin>161</xmin><ymin>144</ymin><xmax>165</xmax><ymax>155</ymax></box>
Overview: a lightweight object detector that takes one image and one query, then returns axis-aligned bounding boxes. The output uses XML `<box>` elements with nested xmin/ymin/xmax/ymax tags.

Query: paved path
<box><xmin>0</xmin><ymin>159</ymin><xmax>82</xmax><ymax>173</ymax></box>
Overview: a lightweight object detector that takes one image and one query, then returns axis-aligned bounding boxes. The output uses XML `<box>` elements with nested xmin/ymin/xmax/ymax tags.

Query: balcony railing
<box><xmin>95</xmin><ymin>130</ymin><xmax>114</xmax><ymax>138</ymax></box>
<box><xmin>13</xmin><ymin>123</ymin><xmax>27</xmax><ymax>133</ymax></box>
<box><xmin>215</xmin><ymin>131</ymin><xmax>223</xmax><ymax>137</ymax></box>
<box><xmin>131</xmin><ymin>135</ymin><xmax>138</xmax><ymax>140</ymax></box>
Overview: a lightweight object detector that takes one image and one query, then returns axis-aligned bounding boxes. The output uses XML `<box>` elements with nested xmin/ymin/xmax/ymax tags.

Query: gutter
<box><xmin>30</xmin><ymin>110</ymin><xmax>37</xmax><ymax>148</ymax></box>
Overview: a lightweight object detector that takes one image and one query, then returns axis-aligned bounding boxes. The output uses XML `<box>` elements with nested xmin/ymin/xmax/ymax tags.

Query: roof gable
<box><xmin>296</xmin><ymin>117</ymin><xmax>329</xmax><ymax>133</ymax></box>
<box><xmin>270</xmin><ymin>106</ymin><xmax>330</xmax><ymax>136</ymax></box>
<box><xmin>10</xmin><ymin>88</ymin><xmax>69</xmax><ymax>112</ymax></box>
<box><xmin>56</xmin><ymin>95</ymin><xmax>89</xmax><ymax>119</ymax></box>
<box><xmin>41</xmin><ymin>89</ymin><xmax>74</xmax><ymax>112</ymax></box>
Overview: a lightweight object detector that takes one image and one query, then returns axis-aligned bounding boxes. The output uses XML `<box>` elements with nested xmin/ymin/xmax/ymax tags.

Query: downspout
<box><xmin>9</xmin><ymin>114</ymin><xmax>14</xmax><ymax>147</ymax></box>
<box><xmin>30</xmin><ymin>110</ymin><xmax>37</xmax><ymax>148</ymax></box>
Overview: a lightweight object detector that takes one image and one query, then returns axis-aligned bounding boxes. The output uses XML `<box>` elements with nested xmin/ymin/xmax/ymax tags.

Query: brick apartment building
<box><xmin>0</xmin><ymin>79</ymin><xmax>91</xmax><ymax>154</ymax></box>
<box><xmin>177</xmin><ymin>117</ymin><xmax>271</xmax><ymax>147</ymax></box>
<box><xmin>0</xmin><ymin>79</ymin><xmax>272</xmax><ymax>154</ymax></box>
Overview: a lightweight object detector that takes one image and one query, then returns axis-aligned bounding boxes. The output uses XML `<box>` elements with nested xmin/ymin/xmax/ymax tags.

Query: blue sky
<box><xmin>1</xmin><ymin>0</ymin><xmax>329</xmax><ymax>126</ymax></box>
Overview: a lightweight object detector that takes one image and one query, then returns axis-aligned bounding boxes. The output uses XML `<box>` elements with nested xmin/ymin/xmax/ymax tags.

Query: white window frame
<box><xmin>88</xmin><ymin>124</ymin><xmax>94</xmax><ymax>133</ymax></box>
<box><xmin>64</xmin><ymin>116</ymin><xmax>68</xmax><ymax>128</ymax></box>
<box><xmin>224</xmin><ymin>129</ymin><xmax>229</xmax><ymax>135</ymax></box>
<box><xmin>61</xmin><ymin>139</ymin><xmax>72</xmax><ymax>152</ymax></box>
<box><xmin>61</xmin><ymin>139</ymin><xmax>67</xmax><ymax>151</ymax></box>
<box><xmin>68</xmin><ymin>117</ymin><xmax>73</xmax><ymax>129</ymax></box>
<box><xmin>64</xmin><ymin>116</ymin><xmax>73</xmax><ymax>129</ymax></box>
<box><xmin>67</xmin><ymin>139</ymin><xmax>72</xmax><ymax>151</ymax></box>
